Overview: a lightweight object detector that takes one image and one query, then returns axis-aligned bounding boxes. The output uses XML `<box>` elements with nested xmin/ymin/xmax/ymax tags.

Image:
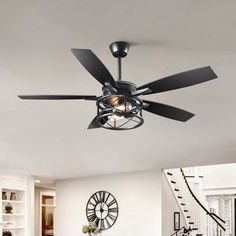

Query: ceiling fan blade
<box><xmin>137</xmin><ymin>66</ymin><xmax>217</xmax><ymax>94</ymax></box>
<box><xmin>18</xmin><ymin>95</ymin><xmax>97</xmax><ymax>100</ymax></box>
<box><xmin>142</xmin><ymin>100</ymin><xmax>195</xmax><ymax>122</ymax></box>
<box><xmin>88</xmin><ymin>116</ymin><xmax>101</xmax><ymax>129</ymax></box>
<box><xmin>71</xmin><ymin>49</ymin><xmax>117</xmax><ymax>88</ymax></box>
<box><xmin>88</xmin><ymin>114</ymin><xmax>109</xmax><ymax>129</ymax></box>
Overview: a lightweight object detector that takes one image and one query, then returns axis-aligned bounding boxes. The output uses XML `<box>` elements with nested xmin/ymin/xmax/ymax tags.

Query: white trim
<box><xmin>203</xmin><ymin>187</ymin><xmax>236</xmax><ymax>196</ymax></box>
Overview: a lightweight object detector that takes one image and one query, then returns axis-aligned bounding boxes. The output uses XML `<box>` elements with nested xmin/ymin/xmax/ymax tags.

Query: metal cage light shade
<box><xmin>96</xmin><ymin>95</ymin><xmax>144</xmax><ymax>130</ymax></box>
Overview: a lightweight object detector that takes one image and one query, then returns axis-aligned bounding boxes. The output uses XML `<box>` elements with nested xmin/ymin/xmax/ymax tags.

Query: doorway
<box><xmin>34</xmin><ymin>180</ymin><xmax>56</xmax><ymax>236</ymax></box>
<box><xmin>40</xmin><ymin>192</ymin><xmax>56</xmax><ymax>236</ymax></box>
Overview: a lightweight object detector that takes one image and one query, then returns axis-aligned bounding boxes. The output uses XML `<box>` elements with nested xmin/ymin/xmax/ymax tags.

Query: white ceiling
<box><xmin>0</xmin><ymin>0</ymin><xmax>236</xmax><ymax>180</ymax></box>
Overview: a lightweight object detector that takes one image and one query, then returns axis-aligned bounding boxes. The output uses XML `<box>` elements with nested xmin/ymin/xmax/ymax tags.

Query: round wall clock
<box><xmin>86</xmin><ymin>191</ymin><xmax>119</xmax><ymax>230</ymax></box>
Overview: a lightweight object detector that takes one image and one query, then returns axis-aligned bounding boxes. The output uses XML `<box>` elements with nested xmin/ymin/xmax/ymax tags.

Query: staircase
<box><xmin>164</xmin><ymin>168</ymin><xmax>225</xmax><ymax>236</ymax></box>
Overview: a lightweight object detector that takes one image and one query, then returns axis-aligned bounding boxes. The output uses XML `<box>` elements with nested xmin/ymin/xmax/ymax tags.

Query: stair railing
<box><xmin>170</xmin><ymin>226</ymin><xmax>192</xmax><ymax>236</ymax></box>
<box><xmin>180</xmin><ymin>168</ymin><xmax>226</xmax><ymax>234</ymax></box>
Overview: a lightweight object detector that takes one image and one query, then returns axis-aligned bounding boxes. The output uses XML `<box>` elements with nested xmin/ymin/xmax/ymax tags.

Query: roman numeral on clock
<box><xmin>105</xmin><ymin>193</ymin><xmax>110</xmax><ymax>203</ymax></box>
<box><xmin>86</xmin><ymin>208</ymin><xmax>95</xmax><ymax>214</ymax></box>
<box><xmin>105</xmin><ymin>218</ymin><xmax>111</xmax><ymax>228</ymax></box>
<box><xmin>108</xmin><ymin>213</ymin><xmax>116</xmax><ymax>221</ymax></box>
<box><xmin>98</xmin><ymin>191</ymin><xmax>106</xmax><ymax>202</ymax></box>
<box><xmin>95</xmin><ymin>217</ymin><xmax>100</xmax><ymax>226</ymax></box>
<box><xmin>91</xmin><ymin>193</ymin><xmax>99</xmax><ymax>203</ymax></box>
<box><xmin>87</xmin><ymin>213</ymin><xmax>96</xmax><ymax>222</ymax></box>
<box><xmin>100</xmin><ymin>219</ymin><xmax>105</xmax><ymax>230</ymax></box>
<box><xmin>88</xmin><ymin>201</ymin><xmax>96</xmax><ymax>207</ymax></box>
<box><xmin>109</xmin><ymin>207</ymin><xmax>118</xmax><ymax>213</ymax></box>
<box><xmin>107</xmin><ymin>199</ymin><xmax>116</xmax><ymax>207</ymax></box>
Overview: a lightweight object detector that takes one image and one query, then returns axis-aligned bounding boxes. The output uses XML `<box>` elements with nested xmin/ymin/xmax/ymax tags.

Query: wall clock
<box><xmin>86</xmin><ymin>191</ymin><xmax>119</xmax><ymax>230</ymax></box>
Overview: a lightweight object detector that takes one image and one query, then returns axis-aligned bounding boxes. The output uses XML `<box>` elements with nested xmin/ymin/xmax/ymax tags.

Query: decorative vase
<box><xmin>10</xmin><ymin>192</ymin><xmax>16</xmax><ymax>201</ymax></box>
<box><xmin>5</xmin><ymin>203</ymin><xmax>13</xmax><ymax>214</ymax></box>
<box><xmin>2</xmin><ymin>192</ymin><xmax>7</xmax><ymax>200</ymax></box>
<box><xmin>2</xmin><ymin>231</ymin><xmax>12</xmax><ymax>236</ymax></box>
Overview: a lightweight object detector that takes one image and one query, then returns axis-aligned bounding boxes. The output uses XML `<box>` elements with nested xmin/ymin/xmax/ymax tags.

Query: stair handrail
<box><xmin>210</xmin><ymin>212</ymin><xmax>226</xmax><ymax>223</ymax></box>
<box><xmin>170</xmin><ymin>226</ymin><xmax>191</xmax><ymax>236</ymax></box>
<box><xmin>180</xmin><ymin>168</ymin><xmax>226</xmax><ymax>232</ymax></box>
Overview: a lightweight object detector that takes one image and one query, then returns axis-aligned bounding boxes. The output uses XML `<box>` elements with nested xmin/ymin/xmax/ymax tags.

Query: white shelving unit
<box><xmin>2</xmin><ymin>201</ymin><xmax>25</xmax><ymax>204</ymax></box>
<box><xmin>1</xmin><ymin>189</ymin><xmax>26</xmax><ymax>236</ymax></box>
<box><xmin>0</xmin><ymin>175</ymin><xmax>34</xmax><ymax>236</ymax></box>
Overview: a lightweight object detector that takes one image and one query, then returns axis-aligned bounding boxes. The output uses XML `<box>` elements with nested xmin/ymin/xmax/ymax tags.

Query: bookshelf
<box><xmin>0</xmin><ymin>175</ymin><xmax>34</xmax><ymax>236</ymax></box>
<box><xmin>1</xmin><ymin>189</ymin><xmax>25</xmax><ymax>236</ymax></box>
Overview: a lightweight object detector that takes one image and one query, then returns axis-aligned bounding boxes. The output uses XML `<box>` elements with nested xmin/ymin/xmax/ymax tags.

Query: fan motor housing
<box><xmin>103</xmin><ymin>81</ymin><xmax>136</xmax><ymax>96</ymax></box>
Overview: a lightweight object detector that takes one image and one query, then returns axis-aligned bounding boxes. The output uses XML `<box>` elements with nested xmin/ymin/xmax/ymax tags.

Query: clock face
<box><xmin>86</xmin><ymin>191</ymin><xmax>118</xmax><ymax>230</ymax></box>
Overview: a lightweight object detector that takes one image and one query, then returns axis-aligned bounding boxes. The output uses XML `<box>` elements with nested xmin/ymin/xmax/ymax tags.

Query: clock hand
<box><xmin>100</xmin><ymin>210</ymin><xmax>102</xmax><ymax>226</ymax></box>
<box><xmin>100</xmin><ymin>194</ymin><xmax>103</xmax><ymax>211</ymax></box>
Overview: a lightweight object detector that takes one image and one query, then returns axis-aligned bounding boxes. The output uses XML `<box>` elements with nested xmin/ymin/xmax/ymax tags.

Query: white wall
<box><xmin>162</xmin><ymin>172</ymin><xmax>186</xmax><ymax>236</ymax></box>
<box><xmin>201</xmin><ymin>163</ymin><xmax>236</xmax><ymax>189</ymax></box>
<box><xmin>55</xmin><ymin>170</ymin><xmax>161</xmax><ymax>236</ymax></box>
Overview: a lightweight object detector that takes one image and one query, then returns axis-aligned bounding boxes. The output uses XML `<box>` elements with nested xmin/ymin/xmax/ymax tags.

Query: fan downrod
<box><xmin>110</xmin><ymin>41</ymin><xmax>129</xmax><ymax>81</ymax></box>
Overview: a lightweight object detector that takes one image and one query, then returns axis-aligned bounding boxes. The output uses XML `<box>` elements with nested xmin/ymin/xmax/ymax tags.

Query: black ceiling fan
<box><xmin>18</xmin><ymin>41</ymin><xmax>217</xmax><ymax>130</ymax></box>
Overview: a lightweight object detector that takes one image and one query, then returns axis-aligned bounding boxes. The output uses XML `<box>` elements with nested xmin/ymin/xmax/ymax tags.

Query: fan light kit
<box><xmin>19</xmin><ymin>41</ymin><xmax>218</xmax><ymax>130</ymax></box>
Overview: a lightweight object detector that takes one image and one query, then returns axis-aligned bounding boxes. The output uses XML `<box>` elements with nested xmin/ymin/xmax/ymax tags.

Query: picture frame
<box><xmin>174</xmin><ymin>212</ymin><xmax>180</xmax><ymax>231</ymax></box>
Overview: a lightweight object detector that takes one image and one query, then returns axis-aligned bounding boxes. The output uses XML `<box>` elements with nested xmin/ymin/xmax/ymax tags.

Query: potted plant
<box><xmin>82</xmin><ymin>222</ymin><xmax>99</xmax><ymax>236</ymax></box>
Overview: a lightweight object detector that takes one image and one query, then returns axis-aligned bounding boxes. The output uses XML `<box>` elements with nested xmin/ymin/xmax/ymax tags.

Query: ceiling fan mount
<box><xmin>109</xmin><ymin>41</ymin><xmax>129</xmax><ymax>58</ymax></box>
<box><xmin>18</xmin><ymin>41</ymin><xmax>218</xmax><ymax>131</ymax></box>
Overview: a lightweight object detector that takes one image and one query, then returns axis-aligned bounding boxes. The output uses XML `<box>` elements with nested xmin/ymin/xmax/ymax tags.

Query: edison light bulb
<box><xmin>109</xmin><ymin>102</ymin><xmax>132</xmax><ymax>121</ymax></box>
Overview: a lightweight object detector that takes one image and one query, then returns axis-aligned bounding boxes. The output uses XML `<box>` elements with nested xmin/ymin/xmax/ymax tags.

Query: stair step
<box><xmin>167</xmin><ymin>172</ymin><xmax>173</xmax><ymax>176</ymax></box>
<box><xmin>185</xmin><ymin>175</ymin><xmax>204</xmax><ymax>179</ymax></box>
<box><xmin>174</xmin><ymin>188</ymin><xmax>180</xmax><ymax>192</ymax></box>
<box><xmin>171</xmin><ymin>180</ymin><xmax>176</xmax><ymax>184</ymax></box>
<box><xmin>181</xmin><ymin>203</ymin><xmax>186</xmax><ymax>206</ymax></box>
<box><xmin>177</xmin><ymin>196</ymin><xmax>183</xmax><ymax>199</ymax></box>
